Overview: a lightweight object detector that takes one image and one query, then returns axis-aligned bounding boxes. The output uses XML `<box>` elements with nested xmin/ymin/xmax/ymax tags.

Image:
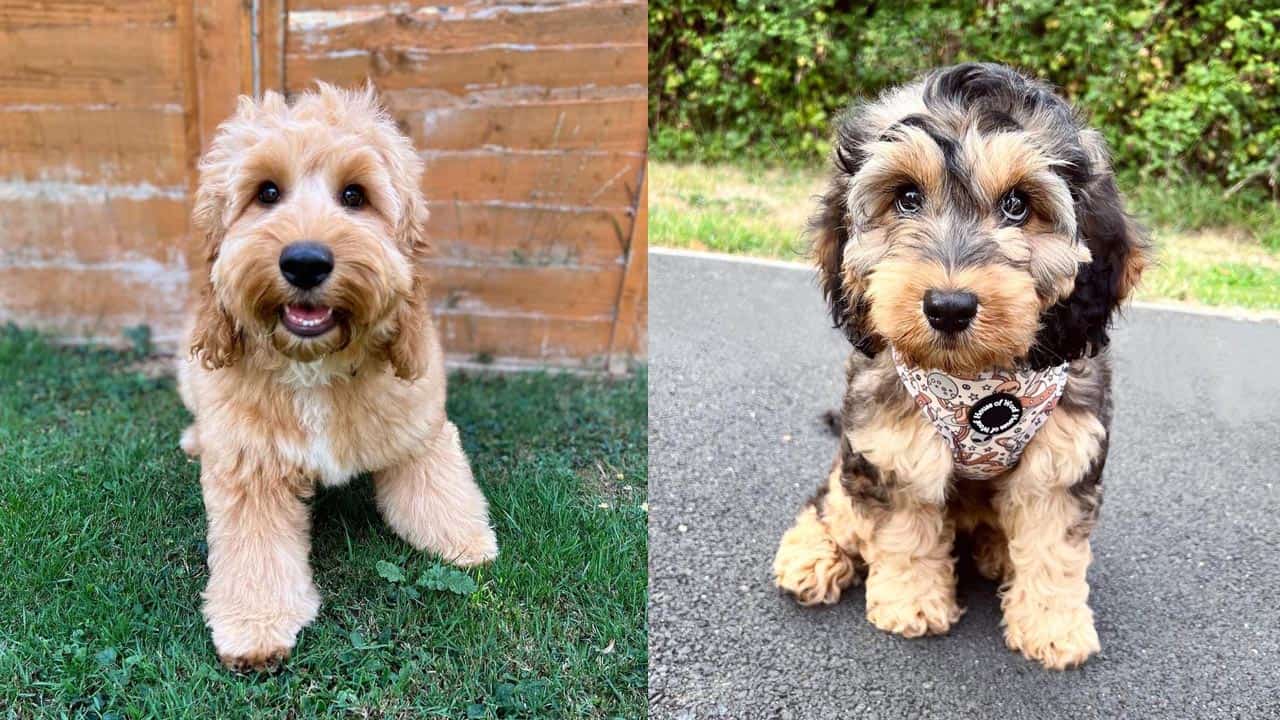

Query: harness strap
<box><xmin>891</xmin><ymin>348</ymin><xmax>1069</xmax><ymax>480</ymax></box>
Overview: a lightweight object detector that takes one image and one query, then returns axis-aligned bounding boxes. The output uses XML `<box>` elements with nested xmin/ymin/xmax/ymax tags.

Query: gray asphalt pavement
<box><xmin>648</xmin><ymin>250</ymin><xmax>1280</xmax><ymax>719</ymax></box>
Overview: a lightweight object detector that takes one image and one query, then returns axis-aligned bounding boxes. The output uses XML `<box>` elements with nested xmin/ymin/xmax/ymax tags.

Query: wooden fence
<box><xmin>0</xmin><ymin>0</ymin><xmax>648</xmax><ymax>371</ymax></box>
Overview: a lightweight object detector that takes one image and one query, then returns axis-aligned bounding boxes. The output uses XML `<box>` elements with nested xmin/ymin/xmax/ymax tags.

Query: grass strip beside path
<box><xmin>651</xmin><ymin>161</ymin><xmax>1280</xmax><ymax>311</ymax></box>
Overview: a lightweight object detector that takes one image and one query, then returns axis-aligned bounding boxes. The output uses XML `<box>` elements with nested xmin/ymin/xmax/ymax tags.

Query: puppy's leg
<box><xmin>838</xmin><ymin>435</ymin><xmax>961</xmax><ymax>637</ymax></box>
<box><xmin>997</xmin><ymin>488</ymin><xmax>1099</xmax><ymax>669</ymax></box>
<box><xmin>200</xmin><ymin>466</ymin><xmax>319</xmax><ymax>672</ymax></box>
<box><xmin>860</xmin><ymin>498</ymin><xmax>962</xmax><ymax>638</ymax></box>
<box><xmin>180</xmin><ymin>425</ymin><xmax>201</xmax><ymax>458</ymax></box>
<box><xmin>773</xmin><ymin>465</ymin><xmax>860</xmax><ymax>606</ymax></box>
<box><xmin>948</xmin><ymin>485</ymin><xmax>1007</xmax><ymax>582</ymax></box>
<box><xmin>776</xmin><ymin>439</ymin><xmax>961</xmax><ymax>637</ymax></box>
<box><xmin>971</xmin><ymin>523</ymin><xmax>1011</xmax><ymax>582</ymax></box>
<box><xmin>997</xmin><ymin>410</ymin><xmax>1106</xmax><ymax>670</ymax></box>
<box><xmin>374</xmin><ymin>421</ymin><xmax>498</xmax><ymax>566</ymax></box>
<box><xmin>177</xmin><ymin>371</ymin><xmax>200</xmax><ymax>458</ymax></box>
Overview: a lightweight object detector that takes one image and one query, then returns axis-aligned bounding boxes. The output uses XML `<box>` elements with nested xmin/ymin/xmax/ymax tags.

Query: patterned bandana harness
<box><xmin>891</xmin><ymin>348</ymin><xmax>1070</xmax><ymax>480</ymax></box>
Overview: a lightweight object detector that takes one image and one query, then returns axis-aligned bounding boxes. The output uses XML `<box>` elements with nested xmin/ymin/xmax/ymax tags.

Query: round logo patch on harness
<box><xmin>968</xmin><ymin>393</ymin><xmax>1023</xmax><ymax>436</ymax></box>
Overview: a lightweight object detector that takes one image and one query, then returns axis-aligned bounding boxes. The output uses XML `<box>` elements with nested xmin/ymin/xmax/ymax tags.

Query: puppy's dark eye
<box><xmin>340</xmin><ymin>184</ymin><xmax>366</xmax><ymax>208</ymax></box>
<box><xmin>999</xmin><ymin>190</ymin><xmax>1030</xmax><ymax>225</ymax></box>
<box><xmin>256</xmin><ymin>181</ymin><xmax>281</xmax><ymax>206</ymax></box>
<box><xmin>894</xmin><ymin>185</ymin><xmax>924</xmax><ymax>216</ymax></box>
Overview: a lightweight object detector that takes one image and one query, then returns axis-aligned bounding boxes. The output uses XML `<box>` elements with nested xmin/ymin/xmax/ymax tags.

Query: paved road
<box><xmin>648</xmin><ymin>251</ymin><xmax>1280</xmax><ymax>719</ymax></box>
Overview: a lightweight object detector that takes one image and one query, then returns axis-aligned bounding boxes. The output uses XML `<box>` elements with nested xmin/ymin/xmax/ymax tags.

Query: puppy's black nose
<box><xmin>279</xmin><ymin>242</ymin><xmax>333</xmax><ymax>289</ymax></box>
<box><xmin>923</xmin><ymin>289</ymin><xmax>978</xmax><ymax>333</ymax></box>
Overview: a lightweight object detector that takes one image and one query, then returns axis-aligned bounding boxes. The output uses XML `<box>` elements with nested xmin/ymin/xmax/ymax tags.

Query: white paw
<box><xmin>441</xmin><ymin>525</ymin><xmax>499</xmax><ymax>567</ymax></box>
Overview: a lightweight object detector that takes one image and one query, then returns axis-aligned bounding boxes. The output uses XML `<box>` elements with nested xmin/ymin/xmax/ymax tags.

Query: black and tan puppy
<box><xmin>772</xmin><ymin>63</ymin><xmax>1150</xmax><ymax>670</ymax></box>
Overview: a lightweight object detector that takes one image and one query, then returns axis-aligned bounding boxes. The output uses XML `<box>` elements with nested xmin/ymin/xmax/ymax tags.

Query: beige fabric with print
<box><xmin>891</xmin><ymin>348</ymin><xmax>1070</xmax><ymax>480</ymax></box>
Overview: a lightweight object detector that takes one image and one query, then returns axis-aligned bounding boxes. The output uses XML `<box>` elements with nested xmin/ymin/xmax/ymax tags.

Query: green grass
<box><xmin>652</xmin><ymin>161</ymin><xmax>1280</xmax><ymax>311</ymax></box>
<box><xmin>0</xmin><ymin>327</ymin><xmax>647</xmax><ymax>719</ymax></box>
<box><xmin>1125</xmin><ymin>180</ymin><xmax>1280</xmax><ymax>251</ymax></box>
<box><xmin>1137</xmin><ymin>234</ymin><xmax>1280</xmax><ymax>309</ymax></box>
<box><xmin>650</xmin><ymin>164</ymin><xmax>820</xmax><ymax>261</ymax></box>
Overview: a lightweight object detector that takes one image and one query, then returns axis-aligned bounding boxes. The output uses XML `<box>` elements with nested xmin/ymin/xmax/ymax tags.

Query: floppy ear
<box><xmin>1027</xmin><ymin>133</ymin><xmax>1150</xmax><ymax>369</ymax></box>
<box><xmin>188</xmin><ymin>167</ymin><xmax>243</xmax><ymax>370</ymax></box>
<box><xmin>186</xmin><ymin>95</ymin><xmax>274</xmax><ymax>369</ymax></box>
<box><xmin>814</xmin><ymin>111</ymin><xmax>883</xmax><ymax>357</ymax></box>
<box><xmin>386</xmin><ymin>174</ymin><xmax>432</xmax><ymax>381</ymax></box>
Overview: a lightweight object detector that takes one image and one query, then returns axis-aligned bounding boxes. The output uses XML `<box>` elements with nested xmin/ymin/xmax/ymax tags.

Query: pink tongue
<box><xmin>286</xmin><ymin>304</ymin><xmax>331</xmax><ymax>322</ymax></box>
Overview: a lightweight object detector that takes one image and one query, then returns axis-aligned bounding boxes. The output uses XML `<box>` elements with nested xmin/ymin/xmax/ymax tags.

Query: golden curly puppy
<box><xmin>178</xmin><ymin>84</ymin><xmax>498</xmax><ymax>672</ymax></box>
<box><xmin>772</xmin><ymin>64</ymin><xmax>1150</xmax><ymax>670</ymax></box>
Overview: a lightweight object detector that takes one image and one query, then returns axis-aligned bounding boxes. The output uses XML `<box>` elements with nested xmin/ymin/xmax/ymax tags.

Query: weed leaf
<box><xmin>417</xmin><ymin>564</ymin><xmax>478</xmax><ymax>595</ymax></box>
<box><xmin>375</xmin><ymin>560</ymin><xmax>405</xmax><ymax>583</ymax></box>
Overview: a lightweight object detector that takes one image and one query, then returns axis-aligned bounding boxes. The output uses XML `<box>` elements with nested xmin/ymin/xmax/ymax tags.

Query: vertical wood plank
<box><xmin>259</xmin><ymin>0</ymin><xmax>286</xmax><ymax>93</ymax></box>
<box><xmin>178</xmin><ymin>0</ymin><xmax>202</xmax><ymax>194</ymax></box>
<box><xmin>607</xmin><ymin>160</ymin><xmax>647</xmax><ymax>374</ymax></box>
<box><xmin>177</xmin><ymin>0</ymin><xmax>205</xmax><ymax>335</ymax></box>
<box><xmin>238</xmin><ymin>0</ymin><xmax>255</xmax><ymax>95</ymax></box>
<box><xmin>193</xmin><ymin>0</ymin><xmax>252</xmax><ymax>151</ymax></box>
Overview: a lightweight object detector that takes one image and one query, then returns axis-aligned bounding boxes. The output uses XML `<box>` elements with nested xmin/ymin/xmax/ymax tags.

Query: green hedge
<box><xmin>649</xmin><ymin>1</ymin><xmax>1280</xmax><ymax>193</ymax></box>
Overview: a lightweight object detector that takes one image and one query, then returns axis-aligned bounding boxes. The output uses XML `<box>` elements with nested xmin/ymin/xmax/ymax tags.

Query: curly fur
<box><xmin>178</xmin><ymin>83</ymin><xmax>498</xmax><ymax>672</ymax></box>
<box><xmin>775</xmin><ymin>64</ymin><xmax>1150</xmax><ymax>670</ymax></box>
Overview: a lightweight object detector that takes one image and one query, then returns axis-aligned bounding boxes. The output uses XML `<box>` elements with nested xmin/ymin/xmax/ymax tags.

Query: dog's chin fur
<box><xmin>268</xmin><ymin>321</ymin><xmax>353</xmax><ymax>363</ymax></box>
<box><xmin>178</xmin><ymin>82</ymin><xmax>498</xmax><ymax>674</ymax></box>
<box><xmin>774</xmin><ymin>63</ymin><xmax>1151</xmax><ymax>671</ymax></box>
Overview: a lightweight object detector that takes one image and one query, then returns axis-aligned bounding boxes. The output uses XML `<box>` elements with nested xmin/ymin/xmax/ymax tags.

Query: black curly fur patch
<box><xmin>1026</xmin><ymin>171</ymin><xmax>1136</xmax><ymax>369</ymax></box>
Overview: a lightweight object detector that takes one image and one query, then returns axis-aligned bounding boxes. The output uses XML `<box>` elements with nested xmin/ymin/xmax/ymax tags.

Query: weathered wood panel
<box><xmin>0</xmin><ymin>196</ymin><xmax>189</xmax><ymax>265</ymax></box>
<box><xmin>289</xmin><ymin>0</ymin><xmax>602</xmax><ymax>8</ymax></box>
<box><xmin>0</xmin><ymin>24</ymin><xmax>184</xmax><ymax>106</ymax></box>
<box><xmin>429</xmin><ymin>264</ymin><xmax>623</xmax><ymax>320</ymax></box>
<box><xmin>0</xmin><ymin>3</ymin><xmax>195</xmax><ymax>347</ymax></box>
<box><xmin>608</xmin><ymin>167</ymin><xmax>647</xmax><ymax>370</ymax></box>
<box><xmin>0</xmin><ymin>0</ymin><xmax>176</xmax><ymax>29</ymax></box>
<box><xmin>422</xmin><ymin>151</ymin><xmax>644</xmax><ymax>207</ymax></box>
<box><xmin>285</xmin><ymin>3</ymin><xmax>645</xmax><ymax>53</ymax></box>
<box><xmin>402</xmin><ymin>98</ymin><xmax>648</xmax><ymax>153</ymax></box>
<box><xmin>0</xmin><ymin>108</ymin><xmax>189</xmax><ymax>185</ymax></box>
<box><xmin>425</xmin><ymin>203</ymin><xmax>632</xmax><ymax>267</ymax></box>
<box><xmin>0</xmin><ymin>267</ymin><xmax>188</xmax><ymax>345</ymax></box>
<box><xmin>436</xmin><ymin>313</ymin><xmax>614</xmax><ymax>364</ymax></box>
<box><xmin>259</xmin><ymin>0</ymin><xmax>287</xmax><ymax>93</ymax></box>
<box><xmin>288</xmin><ymin>45</ymin><xmax>646</xmax><ymax>97</ymax></box>
<box><xmin>193</xmin><ymin>0</ymin><xmax>255</xmax><ymax>147</ymax></box>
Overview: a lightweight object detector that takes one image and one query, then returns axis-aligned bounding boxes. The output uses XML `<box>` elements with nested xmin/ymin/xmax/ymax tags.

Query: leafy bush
<box><xmin>650</xmin><ymin>0</ymin><xmax>1280</xmax><ymax>198</ymax></box>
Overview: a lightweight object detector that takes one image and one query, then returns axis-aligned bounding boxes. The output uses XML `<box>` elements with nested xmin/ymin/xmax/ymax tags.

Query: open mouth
<box><xmin>280</xmin><ymin>304</ymin><xmax>337</xmax><ymax>337</ymax></box>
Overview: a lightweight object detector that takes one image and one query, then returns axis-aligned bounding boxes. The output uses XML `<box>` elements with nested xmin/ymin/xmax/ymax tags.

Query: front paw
<box><xmin>440</xmin><ymin>525</ymin><xmax>499</xmax><ymax>567</ymax></box>
<box><xmin>204</xmin><ymin>585</ymin><xmax>319</xmax><ymax>673</ymax></box>
<box><xmin>773</xmin><ymin>521</ymin><xmax>857</xmax><ymax>606</ymax></box>
<box><xmin>865</xmin><ymin>592</ymin><xmax>963</xmax><ymax>638</ymax></box>
<box><xmin>1003</xmin><ymin>603</ymin><xmax>1100</xmax><ymax>670</ymax></box>
<box><xmin>210</xmin><ymin>624</ymin><xmax>300</xmax><ymax>675</ymax></box>
<box><xmin>864</xmin><ymin>565</ymin><xmax>962</xmax><ymax>638</ymax></box>
<box><xmin>219</xmin><ymin>647</ymin><xmax>290</xmax><ymax>674</ymax></box>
